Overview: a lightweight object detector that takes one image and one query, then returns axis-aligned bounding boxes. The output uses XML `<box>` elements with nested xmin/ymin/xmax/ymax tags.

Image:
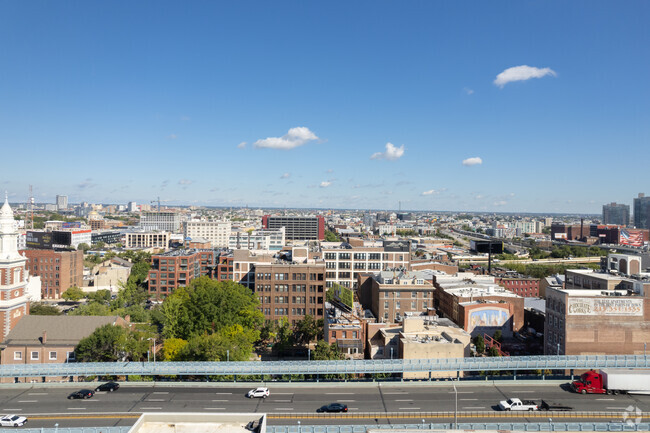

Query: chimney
<box><xmin>124</xmin><ymin>314</ymin><xmax>131</xmax><ymax>323</ymax></box>
<box><xmin>41</xmin><ymin>331</ymin><xmax>47</xmax><ymax>344</ymax></box>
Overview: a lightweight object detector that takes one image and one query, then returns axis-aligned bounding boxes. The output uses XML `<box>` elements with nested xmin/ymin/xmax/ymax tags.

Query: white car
<box><xmin>247</xmin><ymin>387</ymin><xmax>270</xmax><ymax>398</ymax></box>
<box><xmin>0</xmin><ymin>415</ymin><xmax>27</xmax><ymax>427</ymax></box>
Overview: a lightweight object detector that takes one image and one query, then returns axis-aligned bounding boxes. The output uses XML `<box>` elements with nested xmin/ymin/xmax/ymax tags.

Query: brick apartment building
<box><xmin>124</xmin><ymin>231</ymin><xmax>170</xmax><ymax>249</ymax></box>
<box><xmin>262</xmin><ymin>215</ymin><xmax>325</xmax><ymax>241</ymax></box>
<box><xmin>364</xmin><ymin>270</ymin><xmax>435</xmax><ymax>323</ymax></box>
<box><xmin>22</xmin><ymin>249</ymin><xmax>83</xmax><ymax>300</ymax></box>
<box><xmin>147</xmin><ymin>249</ymin><xmax>215</xmax><ymax>298</ymax></box>
<box><xmin>253</xmin><ymin>262</ymin><xmax>326</xmax><ymax>324</ymax></box>
<box><xmin>495</xmin><ymin>274</ymin><xmax>540</xmax><ymax>297</ymax></box>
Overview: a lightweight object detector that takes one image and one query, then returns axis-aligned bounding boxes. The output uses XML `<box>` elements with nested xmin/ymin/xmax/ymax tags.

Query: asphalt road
<box><xmin>1</xmin><ymin>381</ymin><xmax>649</xmax><ymax>428</ymax></box>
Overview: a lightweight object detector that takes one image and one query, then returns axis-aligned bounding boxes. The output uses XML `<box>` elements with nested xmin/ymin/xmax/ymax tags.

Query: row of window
<box><xmin>383</xmin><ymin>291</ymin><xmax>432</xmax><ymax>298</ymax></box>
<box><xmin>15</xmin><ymin>350</ymin><xmax>74</xmax><ymax>361</ymax></box>
<box><xmin>384</xmin><ymin>300</ymin><xmax>428</xmax><ymax>310</ymax></box>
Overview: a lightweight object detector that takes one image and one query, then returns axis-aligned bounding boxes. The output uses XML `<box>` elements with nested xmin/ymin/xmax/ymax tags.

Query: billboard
<box><xmin>470</xmin><ymin>240</ymin><xmax>503</xmax><ymax>254</ymax></box>
<box><xmin>619</xmin><ymin>229</ymin><xmax>644</xmax><ymax>247</ymax></box>
<box><xmin>554</xmin><ymin>232</ymin><xmax>568</xmax><ymax>240</ymax></box>
<box><xmin>468</xmin><ymin>307</ymin><xmax>511</xmax><ymax>332</ymax></box>
<box><xmin>25</xmin><ymin>231</ymin><xmax>53</xmax><ymax>249</ymax></box>
<box><xmin>62</xmin><ymin>221</ymin><xmax>82</xmax><ymax>229</ymax></box>
<box><xmin>52</xmin><ymin>231</ymin><xmax>72</xmax><ymax>246</ymax></box>
<box><xmin>568</xmin><ymin>297</ymin><xmax>643</xmax><ymax>316</ymax></box>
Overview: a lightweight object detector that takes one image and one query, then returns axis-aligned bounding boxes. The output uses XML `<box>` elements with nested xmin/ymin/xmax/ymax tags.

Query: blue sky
<box><xmin>1</xmin><ymin>1</ymin><xmax>648</xmax><ymax>213</ymax></box>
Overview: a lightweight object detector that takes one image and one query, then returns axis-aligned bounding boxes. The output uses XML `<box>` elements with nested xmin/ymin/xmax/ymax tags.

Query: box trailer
<box><xmin>571</xmin><ymin>369</ymin><xmax>650</xmax><ymax>395</ymax></box>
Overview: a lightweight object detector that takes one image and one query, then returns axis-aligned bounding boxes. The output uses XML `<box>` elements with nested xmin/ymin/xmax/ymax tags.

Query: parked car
<box><xmin>0</xmin><ymin>415</ymin><xmax>27</xmax><ymax>427</ymax></box>
<box><xmin>95</xmin><ymin>382</ymin><xmax>120</xmax><ymax>392</ymax></box>
<box><xmin>317</xmin><ymin>403</ymin><xmax>348</xmax><ymax>413</ymax></box>
<box><xmin>247</xmin><ymin>387</ymin><xmax>270</xmax><ymax>398</ymax></box>
<box><xmin>68</xmin><ymin>389</ymin><xmax>94</xmax><ymax>399</ymax></box>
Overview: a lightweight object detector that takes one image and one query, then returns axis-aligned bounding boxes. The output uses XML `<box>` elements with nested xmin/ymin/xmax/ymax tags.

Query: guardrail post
<box><xmin>513</xmin><ymin>370</ymin><xmax>517</xmax><ymax>381</ymax></box>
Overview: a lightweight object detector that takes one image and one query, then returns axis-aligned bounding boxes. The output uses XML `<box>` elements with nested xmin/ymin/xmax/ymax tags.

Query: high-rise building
<box><xmin>55</xmin><ymin>195</ymin><xmax>68</xmax><ymax>211</ymax></box>
<box><xmin>634</xmin><ymin>193</ymin><xmax>650</xmax><ymax>230</ymax></box>
<box><xmin>0</xmin><ymin>195</ymin><xmax>31</xmax><ymax>338</ymax></box>
<box><xmin>22</xmin><ymin>249</ymin><xmax>83</xmax><ymax>300</ymax></box>
<box><xmin>184</xmin><ymin>220</ymin><xmax>232</xmax><ymax>248</ymax></box>
<box><xmin>140</xmin><ymin>211</ymin><xmax>182</xmax><ymax>232</ymax></box>
<box><xmin>127</xmin><ymin>201</ymin><xmax>138</xmax><ymax>212</ymax></box>
<box><xmin>262</xmin><ymin>215</ymin><xmax>325</xmax><ymax>241</ymax></box>
<box><xmin>603</xmin><ymin>202</ymin><xmax>630</xmax><ymax>226</ymax></box>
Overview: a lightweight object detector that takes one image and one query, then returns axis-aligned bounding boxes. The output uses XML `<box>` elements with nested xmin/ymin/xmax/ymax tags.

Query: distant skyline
<box><xmin>1</xmin><ymin>1</ymin><xmax>648</xmax><ymax>213</ymax></box>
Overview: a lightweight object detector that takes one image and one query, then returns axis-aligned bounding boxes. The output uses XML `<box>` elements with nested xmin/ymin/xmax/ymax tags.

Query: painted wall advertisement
<box><xmin>568</xmin><ymin>297</ymin><xmax>643</xmax><ymax>316</ymax></box>
<box><xmin>468</xmin><ymin>307</ymin><xmax>510</xmax><ymax>332</ymax></box>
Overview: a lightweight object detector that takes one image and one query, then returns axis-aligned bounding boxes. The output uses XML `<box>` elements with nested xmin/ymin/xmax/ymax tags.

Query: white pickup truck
<box><xmin>498</xmin><ymin>398</ymin><xmax>539</xmax><ymax>411</ymax></box>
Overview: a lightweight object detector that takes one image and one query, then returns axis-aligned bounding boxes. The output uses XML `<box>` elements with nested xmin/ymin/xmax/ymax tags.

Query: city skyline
<box><xmin>1</xmin><ymin>1</ymin><xmax>648</xmax><ymax>213</ymax></box>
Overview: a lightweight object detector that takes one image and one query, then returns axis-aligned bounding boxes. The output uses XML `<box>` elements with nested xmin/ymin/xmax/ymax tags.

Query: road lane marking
<box><xmin>18</xmin><ymin>400</ymin><xmax>38</xmax><ymax>403</ymax></box>
<box><xmin>147</xmin><ymin>399</ymin><xmax>166</xmax><ymax>401</ymax></box>
<box><xmin>274</xmin><ymin>408</ymin><xmax>294</xmax><ymax>411</ymax></box>
<box><xmin>326</xmin><ymin>392</ymin><xmax>353</xmax><ymax>395</ymax></box>
<box><xmin>2</xmin><ymin>409</ymin><xmax>21</xmax><ymax>412</ymax></box>
<box><xmin>67</xmin><ymin>408</ymin><xmax>86</xmax><ymax>410</ymax></box>
<box><xmin>28</xmin><ymin>393</ymin><xmax>48</xmax><ymax>395</ymax></box>
<box><xmin>460</xmin><ymin>399</ymin><xmax>478</xmax><ymax>401</ymax></box>
<box><xmin>597</xmin><ymin>398</ymin><xmax>616</xmax><ymax>401</ymax></box>
<box><xmin>204</xmin><ymin>408</ymin><xmax>226</xmax><ymax>410</ymax></box>
<box><xmin>275</xmin><ymin>400</ymin><xmax>292</xmax><ymax>402</ymax></box>
<box><xmin>383</xmin><ymin>392</ymin><xmax>408</xmax><ymax>395</ymax></box>
<box><xmin>274</xmin><ymin>393</ymin><xmax>294</xmax><ymax>395</ymax></box>
<box><xmin>399</xmin><ymin>407</ymin><xmax>420</xmax><ymax>410</ymax></box>
<box><xmin>606</xmin><ymin>407</ymin><xmax>629</xmax><ymax>410</ymax></box>
<box><xmin>515</xmin><ymin>391</ymin><xmax>535</xmax><ymax>393</ymax></box>
<box><xmin>395</xmin><ymin>399</ymin><xmax>413</xmax><ymax>402</ymax></box>
<box><xmin>448</xmin><ymin>391</ymin><xmax>473</xmax><ymax>394</ymax></box>
<box><xmin>212</xmin><ymin>399</ymin><xmax>229</xmax><ymax>402</ymax></box>
<box><xmin>464</xmin><ymin>406</ymin><xmax>486</xmax><ymax>409</ymax></box>
<box><xmin>141</xmin><ymin>407</ymin><xmax>162</xmax><ymax>410</ymax></box>
<box><xmin>215</xmin><ymin>392</ymin><xmax>232</xmax><ymax>395</ymax></box>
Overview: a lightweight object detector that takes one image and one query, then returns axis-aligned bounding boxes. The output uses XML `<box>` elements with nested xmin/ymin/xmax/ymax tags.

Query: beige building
<box><xmin>565</xmin><ymin>269</ymin><xmax>628</xmax><ymax>292</ymax></box>
<box><xmin>367</xmin><ymin>316</ymin><xmax>470</xmax><ymax>379</ymax></box>
<box><xmin>184</xmin><ymin>220</ymin><xmax>232</xmax><ymax>248</ymax></box>
<box><xmin>367</xmin><ymin>270</ymin><xmax>435</xmax><ymax>323</ymax></box>
<box><xmin>125</xmin><ymin>231</ymin><xmax>170</xmax><ymax>249</ymax></box>
<box><xmin>0</xmin><ymin>315</ymin><xmax>129</xmax><ymax>382</ymax></box>
<box><xmin>87</xmin><ymin>257</ymin><xmax>133</xmax><ymax>292</ymax></box>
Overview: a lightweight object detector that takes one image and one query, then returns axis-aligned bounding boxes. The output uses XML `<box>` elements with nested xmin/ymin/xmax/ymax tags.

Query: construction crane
<box><xmin>151</xmin><ymin>196</ymin><xmax>161</xmax><ymax>212</ymax></box>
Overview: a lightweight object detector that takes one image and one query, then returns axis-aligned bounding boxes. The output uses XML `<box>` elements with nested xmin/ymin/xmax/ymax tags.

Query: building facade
<box><xmin>140</xmin><ymin>211</ymin><xmax>182</xmax><ymax>232</ymax></box>
<box><xmin>55</xmin><ymin>195</ymin><xmax>68</xmax><ymax>211</ymax></box>
<box><xmin>0</xmin><ymin>196</ymin><xmax>30</xmax><ymax>339</ymax></box>
<box><xmin>184</xmin><ymin>220</ymin><xmax>232</xmax><ymax>248</ymax></box>
<box><xmin>634</xmin><ymin>193</ymin><xmax>650</xmax><ymax>230</ymax></box>
<box><xmin>262</xmin><ymin>215</ymin><xmax>325</xmax><ymax>241</ymax></box>
<box><xmin>124</xmin><ymin>231</ymin><xmax>170</xmax><ymax>249</ymax></box>
<box><xmin>147</xmin><ymin>249</ymin><xmax>215</xmax><ymax>299</ymax></box>
<box><xmin>603</xmin><ymin>202</ymin><xmax>630</xmax><ymax>226</ymax></box>
<box><xmin>368</xmin><ymin>270</ymin><xmax>435</xmax><ymax>323</ymax></box>
<box><xmin>22</xmin><ymin>249</ymin><xmax>83</xmax><ymax>300</ymax></box>
<box><xmin>228</xmin><ymin>228</ymin><xmax>285</xmax><ymax>251</ymax></box>
<box><xmin>253</xmin><ymin>262</ymin><xmax>326</xmax><ymax>324</ymax></box>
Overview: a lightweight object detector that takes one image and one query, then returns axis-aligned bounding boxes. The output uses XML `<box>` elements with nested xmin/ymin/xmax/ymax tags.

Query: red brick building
<box><xmin>253</xmin><ymin>262</ymin><xmax>326</xmax><ymax>324</ymax></box>
<box><xmin>147</xmin><ymin>249</ymin><xmax>216</xmax><ymax>298</ymax></box>
<box><xmin>495</xmin><ymin>276</ymin><xmax>540</xmax><ymax>297</ymax></box>
<box><xmin>22</xmin><ymin>249</ymin><xmax>83</xmax><ymax>300</ymax></box>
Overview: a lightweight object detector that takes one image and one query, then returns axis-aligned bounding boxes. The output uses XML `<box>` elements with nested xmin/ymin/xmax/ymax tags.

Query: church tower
<box><xmin>0</xmin><ymin>193</ymin><xmax>30</xmax><ymax>339</ymax></box>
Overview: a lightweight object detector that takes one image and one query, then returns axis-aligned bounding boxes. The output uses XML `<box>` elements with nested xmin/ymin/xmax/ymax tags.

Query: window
<box><xmin>13</xmin><ymin>351</ymin><xmax>22</xmax><ymax>360</ymax></box>
<box><xmin>49</xmin><ymin>351</ymin><xmax>57</xmax><ymax>360</ymax></box>
<box><xmin>411</xmin><ymin>291</ymin><xmax>417</xmax><ymax>298</ymax></box>
<box><xmin>31</xmin><ymin>351</ymin><xmax>39</xmax><ymax>360</ymax></box>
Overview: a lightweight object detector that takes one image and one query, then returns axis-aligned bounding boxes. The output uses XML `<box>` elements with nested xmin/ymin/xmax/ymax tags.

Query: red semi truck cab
<box><xmin>571</xmin><ymin>370</ymin><xmax>606</xmax><ymax>394</ymax></box>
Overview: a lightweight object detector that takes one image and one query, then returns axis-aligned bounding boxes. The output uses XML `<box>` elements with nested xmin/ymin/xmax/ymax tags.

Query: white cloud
<box><xmin>370</xmin><ymin>142</ymin><xmax>405</xmax><ymax>161</ymax></box>
<box><xmin>462</xmin><ymin>157</ymin><xmax>483</xmax><ymax>166</ymax></box>
<box><xmin>254</xmin><ymin>126</ymin><xmax>318</xmax><ymax>150</ymax></box>
<box><xmin>319</xmin><ymin>181</ymin><xmax>331</xmax><ymax>188</ymax></box>
<box><xmin>237</xmin><ymin>141</ymin><xmax>247</xmax><ymax>149</ymax></box>
<box><xmin>421</xmin><ymin>189</ymin><xmax>439</xmax><ymax>196</ymax></box>
<box><xmin>280</xmin><ymin>173</ymin><xmax>290</xmax><ymax>179</ymax></box>
<box><xmin>463</xmin><ymin>87</ymin><xmax>474</xmax><ymax>95</ymax></box>
<box><xmin>494</xmin><ymin>65</ymin><xmax>557</xmax><ymax>88</ymax></box>
<box><xmin>493</xmin><ymin>200</ymin><xmax>507</xmax><ymax>206</ymax></box>
<box><xmin>326</xmin><ymin>169</ymin><xmax>334</xmax><ymax>173</ymax></box>
<box><xmin>178</xmin><ymin>179</ymin><xmax>193</xmax><ymax>186</ymax></box>
<box><xmin>168</xmin><ymin>134</ymin><xmax>178</xmax><ymax>140</ymax></box>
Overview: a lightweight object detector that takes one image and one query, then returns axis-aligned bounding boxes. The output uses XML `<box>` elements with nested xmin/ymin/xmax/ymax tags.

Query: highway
<box><xmin>2</xmin><ymin>381</ymin><xmax>650</xmax><ymax>428</ymax></box>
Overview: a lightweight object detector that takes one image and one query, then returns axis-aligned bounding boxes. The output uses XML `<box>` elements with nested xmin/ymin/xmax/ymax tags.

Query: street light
<box><xmin>227</xmin><ymin>350</ymin><xmax>230</xmax><ymax>362</ymax></box>
<box><xmin>557</xmin><ymin>343</ymin><xmax>560</xmax><ymax>356</ymax></box>
<box><xmin>308</xmin><ymin>348</ymin><xmax>311</xmax><ymax>361</ymax></box>
<box><xmin>390</xmin><ymin>347</ymin><xmax>394</xmax><ymax>360</ymax></box>
<box><xmin>148</xmin><ymin>338</ymin><xmax>156</xmax><ymax>363</ymax></box>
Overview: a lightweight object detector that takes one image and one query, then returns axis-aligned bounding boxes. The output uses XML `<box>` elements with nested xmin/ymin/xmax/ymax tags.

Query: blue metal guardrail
<box><xmin>2</xmin><ymin>354</ymin><xmax>649</xmax><ymax>378</ymax></box>
<box><xmin>268</xmin><ymin>424</ymin><xmax>650</xmax><ymax>433</ymax></box>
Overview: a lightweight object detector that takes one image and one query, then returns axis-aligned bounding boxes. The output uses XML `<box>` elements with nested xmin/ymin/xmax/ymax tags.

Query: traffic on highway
<box><xmin>0</xmin><ymin>381</ymin><xmax>649</xmax><ymax>429</ymax></box>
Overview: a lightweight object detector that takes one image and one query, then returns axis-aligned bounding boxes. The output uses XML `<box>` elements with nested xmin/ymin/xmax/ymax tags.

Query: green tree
<box><xmin>473</xmin><ymin>335</ymin><xmax>485</xmax><ymax>354</ymax></box>
<box><xmin>92</xmin><ymin>241</ymin><xmax>106</xmax><ymax>249</ymax></box>
<box><xmin>77</xmin><ymin>243</ymin><xmax>91</xmax><ymax>252</ymax></box>
<box><xmin>294</xmin><ymin>314</ymin><xmax>320</xmax><ymax>346</ymax></box>
<box><xmin>488</xmin><ymin>346</ymin><xmax>501</xmax><ymax>357</ymax></box>
<box><xmin>86</xmin><ymin>289</ymin><xmax>111</xmax><ymax>303</ymax></box>
<box><xmin>493</xmin><ymin>330</ymin><xmax>502</xmax><ymax>343</ymax></box>
<box><xmin>324</xmin><ymin>230</ymin><xmax>340</xmax><ymax>242</ymax></box>
<box><xmin>162</xmin><ymin>338</ymin><xmax>188</xmax><ymax>361</ymax></box>
<box><xmin>70</xmin><ymin>302</ymin><xmax>112</xmax><ymax>316</ymax></box>
<box><xmin>75</xmin><ymin>324</ymin><xmax>129</xmax><ymax>362</ymax></box>
<box><xmin>62</xmin><ymin>286</ymin><xmax>85</xmax><ymax>302</ymax></box>
<box><xmin>312</xmin><ymin>340</ymin><xmax>343</xmax><ymax>360</ymax></box>
<box><xmin>29</xmin><ymin>303</ymin><xmax>61</xmax><ymax>316</ymax></box>
<box><xmin>273</xmin><ymin>317</ymin><xmax>295</xmax><ymax>354</ymax></box>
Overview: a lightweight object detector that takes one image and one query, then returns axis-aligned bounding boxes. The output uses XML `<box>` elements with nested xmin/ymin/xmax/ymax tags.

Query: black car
<box><xmin>317</xmin><ymin>403</ymin><xmax>348</xmax><ymax>413</ymax></box>
<box><xmin>95</xmin><ymin>382</ymin><xmax>120</xmax><ymax>392</ymax></box>
<box><xmin>67</xmin><ymin>389</ymin><xmax>94</xmax><ymax>399</ymax></box>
